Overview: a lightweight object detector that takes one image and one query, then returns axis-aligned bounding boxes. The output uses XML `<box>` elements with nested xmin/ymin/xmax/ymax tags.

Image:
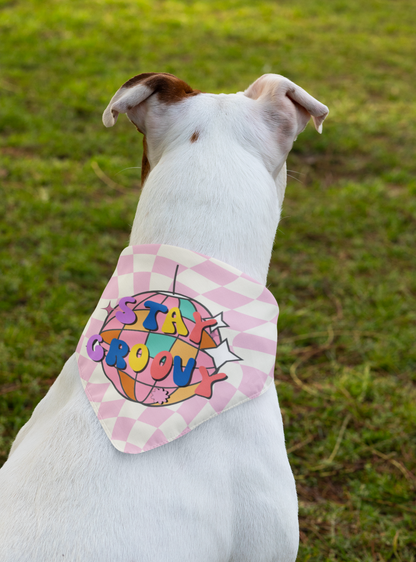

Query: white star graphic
<box><xmin>209</xmin><ymin>312</ymin><xmax>229</xmax><ymax>333</ymax></box>
<box><xmin>205</xmin><ymin>339</ymin><xmax>241</xmax><ymax>370</ymax></box>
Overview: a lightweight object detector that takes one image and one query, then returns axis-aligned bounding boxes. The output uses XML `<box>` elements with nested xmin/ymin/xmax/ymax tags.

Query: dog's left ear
<box><xmin>244</xmin><ymin>74</ymin><xmax>329</xmax><ymax>135</ymax></box>
<box><xmin>102</xmin><ymin>72</ymin><xmax>200</xmax><ymax>130</ymax></box>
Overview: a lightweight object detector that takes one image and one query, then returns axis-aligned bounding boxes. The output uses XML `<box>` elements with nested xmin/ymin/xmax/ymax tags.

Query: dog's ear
<box><xmin>103</xmin><ymin>72</ymin><xmax>200</xmax><ymax>129</ymax></box>
<box><xmin>244</xmin><ymin>74</ymin><xmax>328</xmax><ymax>135</ymax></box>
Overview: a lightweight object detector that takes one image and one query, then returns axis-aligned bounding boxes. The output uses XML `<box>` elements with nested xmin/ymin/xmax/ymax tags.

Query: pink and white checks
<box><xmin>76</xmin><ymin>244</ymin><xmax>279</xmax><ymax>453</ymax></box>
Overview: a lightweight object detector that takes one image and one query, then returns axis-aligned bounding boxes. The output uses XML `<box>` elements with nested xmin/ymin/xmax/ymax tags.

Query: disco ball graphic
<box><xmin>97</xmin><ymin>291</ymin><xmax>235</xmax><ymax>406</ymax></box>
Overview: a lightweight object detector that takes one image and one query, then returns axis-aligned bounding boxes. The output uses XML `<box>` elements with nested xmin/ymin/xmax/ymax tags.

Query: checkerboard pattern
<box><xmin>76</xmin><ymin>244</ymin><xmax>279</xmax><ymax>453</ymax></box>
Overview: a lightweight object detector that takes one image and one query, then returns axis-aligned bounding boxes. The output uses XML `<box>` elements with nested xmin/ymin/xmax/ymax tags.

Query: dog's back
<box><xmin>0</xmin><ymin>73</ymin><xmax>328</xmax><ymax>562</ymax></box>
<box><xmin>0</xmin><ymin>354</ymin><xmax>297</xmax><ymax>561</ymax></box>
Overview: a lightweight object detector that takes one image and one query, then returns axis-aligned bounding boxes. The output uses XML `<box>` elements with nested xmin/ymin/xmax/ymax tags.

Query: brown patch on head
<box><xmin>113</xmin><ymin>73</ymin><xmax>201</xmax><ymax>185</ymax></box>
<box><xmin>190</xmin><ymin>131</ymin><xmax>200</xmax><ymax>143</ymax></box>
<box><xmin>121</xmin><ymin>72</ymin><xmax>201</xmax><ymax>104</ymax></box>
<box><xmin>141</xmin><ymin>136</ymin><xmax>151</xmax><ymax>187</ymax></box>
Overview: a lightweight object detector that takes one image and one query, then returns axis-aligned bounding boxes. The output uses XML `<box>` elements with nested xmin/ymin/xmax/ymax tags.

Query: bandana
<box><xmin>76</xmin><ymin>244</ymin><xmax>278</xmax><ymax>454</ymax></box>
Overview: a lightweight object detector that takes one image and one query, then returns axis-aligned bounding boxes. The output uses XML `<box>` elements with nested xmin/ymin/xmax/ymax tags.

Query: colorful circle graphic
<box><xmin>99</xmin><ymin>291</ymin><xmax>223</xmax><ymax>406</ymax></box>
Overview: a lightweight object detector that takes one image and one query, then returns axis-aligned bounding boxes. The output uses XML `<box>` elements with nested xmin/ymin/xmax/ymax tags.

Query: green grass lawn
<box><xmin>1</xmin><ymin>0</ymin><xmax>415</xmax><ymax>560</ymax></box>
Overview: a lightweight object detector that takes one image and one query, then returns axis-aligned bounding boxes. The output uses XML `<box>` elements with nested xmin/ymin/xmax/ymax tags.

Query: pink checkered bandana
<box><xmin>76</xmin><ymin>244</ymin><xmax>278</xmax><ymax>454</ymax></box>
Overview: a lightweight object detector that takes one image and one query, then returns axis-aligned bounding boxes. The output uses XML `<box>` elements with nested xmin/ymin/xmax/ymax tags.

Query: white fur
<box><xmin>0</xmin><ymin>74</ymin><xmax>328</xmax><ymax>561</ymax></box>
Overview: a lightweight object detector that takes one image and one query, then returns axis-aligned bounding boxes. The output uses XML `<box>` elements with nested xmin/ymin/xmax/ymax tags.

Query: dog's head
<box><xmin>102</xmin><ymin>73</ymin><xmax>328</xmax><ymax>281</ymax></box>
<box><xmin>103</xmin><ymin>72</ymin><xmax>328</xmax><ymax>192</ymax></box>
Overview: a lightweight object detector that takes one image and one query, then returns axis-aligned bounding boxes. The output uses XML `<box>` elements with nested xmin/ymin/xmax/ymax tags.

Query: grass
<box><xmin>0</xmin><ymin>0</ymin><xmax>415</xmax><ymax>559</ymax></box>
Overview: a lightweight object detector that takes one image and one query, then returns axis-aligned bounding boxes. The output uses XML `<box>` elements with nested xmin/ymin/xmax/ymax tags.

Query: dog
<box><xmin>0</xmin><ymin>72</ymin><xmax>328</xmax><ymax>561</ymax></box>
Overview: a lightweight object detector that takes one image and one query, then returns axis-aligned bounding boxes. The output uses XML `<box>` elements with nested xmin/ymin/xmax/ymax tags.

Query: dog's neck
<box><xmin>129</xmin><ymin>148</ymin><xmax>286</xmax><ymax>285</ymax></box>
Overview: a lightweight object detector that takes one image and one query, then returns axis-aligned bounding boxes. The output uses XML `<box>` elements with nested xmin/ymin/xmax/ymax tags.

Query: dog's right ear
<box><xmin>244</xmin><ymin>74</ymin><xmax>329</xmax><ymax>136</ymax></box>
<box><xmin>102</xmin><ymin>73</ymin><xmax>200</xmax><ymax>130</ymax></box>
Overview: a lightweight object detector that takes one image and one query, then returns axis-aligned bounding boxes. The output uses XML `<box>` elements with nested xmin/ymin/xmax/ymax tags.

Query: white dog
<box><xmin>0</xmin><ymin>73</ymin><xmax>328</xmax><ymax>561</ymax></box>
